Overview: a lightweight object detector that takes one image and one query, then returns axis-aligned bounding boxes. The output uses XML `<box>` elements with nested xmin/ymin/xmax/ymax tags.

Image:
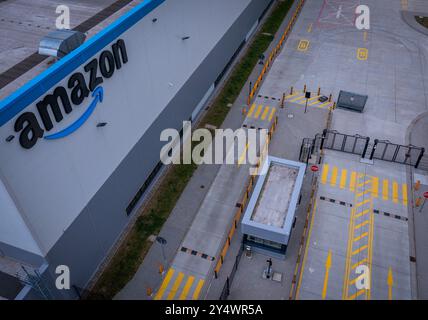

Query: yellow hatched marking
<box><xmin>317</xmin><ymin>101</ymin><xmax>332</xmax><ymax>109</ymax></box>
<box><xmin>167</xmin><ymin>272</ymin><xmax>185</xmax><ymax>300</ymax></box>
<box><xmin>392</xmin><ymin>181</ymin><xmax>399</xmax><ymax>204</ymax></box>
<box><xmin>298</xmin><ymin>95</ymin><xmax>321</xmax><ymax>104</ymax></box>
<box><xmin>290</xmin><ymin>95</ymin><xmax>306</xmax><ymax>102</ymax></box>
<box><xmin>356</xmin><ymin>189</ymin><xmax>371</xmax><ymax>197</ymax></box>
<box><xmin>355</xmin><ymin>199</ymin><xmax>370</xmax><ymax>207</ymax></box>
<box><xmin>330</xmin><ymin>166</ymin><xmax>338</xmax><ymax>187</ymax></box>
<box><xmin>254</xmin><ymin>105</ymin><xmax>263</xmax><ymax>119</ymax></box>
<box><xmin>247</xmin><ymin>104</ymin><xmax>256</xmax><ymax>118</ymax></box>
<box><xmin>352</xmin><ymin>244</ymin><xmax>368</xmax><ymax>256</ymax></box>
<box><xmin>339</xmin><ymin>169</ymin><xmax>347</xmax><ymax>189</ymax></box>
<box><xmin>353</xmin><ymin>232</ymin><xmax>369</xmax><ymax>242</ymax></box>
<box><xmin>268</xmin><ymin>108</ymin><xmax>276</xmax><ymax>121</ymax></box>
<box><xmin>321</xmin><ymin>164</ymin><xmax>329</xmax><ymax>184</ymax></box>
<box><xmin>372</xmin><ymin>176</ymin><xmax>379</xmax><ymax>198</ymax></box>
<box><xmin>351</xmin><ymin>258</ymin><xmax>368</xmax><ymax>270</ymax></box>
<box><xmin>402</xmin><ymin>184</ymin><xmax>408</xmax><ymax>206</ymax></box>
<box><xmin>261</xmin><ymin>106</ymin><xmax>270</xmax><ymax>120</ymax></box>
<box><xmin>348</xmin><ymin>289</ymin><xmax>366</xmax><ymax>300</ymax></box>
<box><xmin>382</xmin><ymin>179</ymin><xmax>389</xmax><ymax>201</ymax></box>
<box><xmin>357</xmin><ymin>180</ymin><xmax>371</xmax><ymax>187</ymax></box>
<box><xmin>154</xmin><ymin>268</ymin><xmax>175</xmax><ymax>300</ymax></box>
<box><xmin>354</xmin><ymin>209</ymin><xmax>370</xmax><ymax>219</ymax></box>
<box><xmin>179</xmin><ymin>276</ymin><xmax>195</xmax><ymax>300</ymax></box>
<box><xmin>192</xmin><ymin>279</ymin><xmax>205</xmax><ymax>300</ymax></box>
<box><xmin>354</xmin><ymin>220</ymin><xmax>369</xmax><ymax>230</ymax></box>
<box><xmin>285</xmin><ymin>91</ymin><xmax>301</xmax><ymax>99</ymax></box>
<box><xmin>349</xmin><ymin>172</ymin><xmax>357</xmax><ymax>192</ymax></box>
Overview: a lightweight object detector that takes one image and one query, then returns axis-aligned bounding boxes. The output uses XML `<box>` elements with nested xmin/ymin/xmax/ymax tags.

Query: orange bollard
<box><xmin>290</xmin><ymin>86</ymin><xmax>294</xmax><ymax>95</ymax></box>
<box><xmin>281</xmin><ymin>93</ymin><xmax>286</xmax><ymax>108</ymax></box>
<box><xmin>415</xmin><ymin>180</ymin><xmax>421</xmax><ymax>191</ymax></box>
<box><xmin>329</xmin><ymin>94</ymin><xmax>332</xmax><ymax>102</ymax></box>
<box><xmin>147</xmin><ymin>287</ymin><xmax>153</xmax><ymax>297</ymax></box>
<box><xmin>242</xmin><ymin>107</ymin><xmax>247</xmax><ymax>115</ymax></box>
<box><xmin>416</xmin><ymin>197</ymin><xmax>422</xmax><ymax>207</ymax></box>
<box><xmin>159</xmin><ymin>264</ymin><xmax>164</xmax><ymax>274</ymax></box>
<box><xmin>303</xmin><ymin>84</ymin><xmax>307</xmax><ymax>93</ymax></box>
<box><xmin>318</xmin><ymin>87</ymin><xmax>321</xmax><ymax>96</ymax></box>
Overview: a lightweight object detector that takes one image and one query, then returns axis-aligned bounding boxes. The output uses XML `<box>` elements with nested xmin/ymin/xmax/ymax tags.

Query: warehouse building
<box><xmin>0</xmin><ymin>0</ymin><xmax>273</xmax><ymax>299</ymax></box>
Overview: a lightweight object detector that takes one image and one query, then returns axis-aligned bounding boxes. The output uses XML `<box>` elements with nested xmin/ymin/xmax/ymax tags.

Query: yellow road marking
<box><xmin>295</xmin><ymin>201</ymin><xmax>317</xmax><ymax>300</ymax></box>
<box><xmin>307</xmin><ymin>23</ymin><xmax>313</xmax><ymax>33</ymax></box>
<box><xmin>247</xmin><ymin>104</ymin><xmax>256</xmax><ymax>118</ymax></box>
<box><xmin>355</xmin><ymin>199</ymin><xmax>370</xmax><ymax>207</ymax></box>
<box><xmin>317</xmin><ymin>101</ymin><xmax>332</xmax><ymax>109</ymax></box>
<box><xmin>290</xmin><ymin>95</ymin><xmax>306</xmax><ymax>102</ymax></box>
<box><xmin>167</xmin><ymin>272</ymin><xmax>185</xmax><ymax>300</ymax></box>
<box><xmin>382</xmin><ymin>179</ymin><xmax>389</xmax><ymax>200</ymax></box>
<box><xmin>354</xmin><ymin>209</ymin><xmax>370</xmax><ymax>219</ymax></box>
<box><xmin>285</xmin><ymin>91</ymin><xmax>302</xmax><ymax>99</ymax></box>
<box><xmin>179</xmin><ymin>276</ymin><xmax>195</xmax><ymax>300</ymax></box>
<box><xmin>348</xmin><ymin>289</ymin><xmax>366</xmax><ymax>300</ymax></box>
<box><xmin>350</xmin><ymin>172</ymin><xmax>357</xmax><ymax>192</ymax></box>
<box><xmin>297</xmin><ymin>39</ymin><xmax>310</xmax><ymax>52</ymax></box>
<box><xmin>261</xmin><ymin>106</ymin><xmax>270</xmax><ymax>120</ymax></box>
<box><xmin>402</xmin><ymin>184</ymin><xmax>408</xmax><ymax>206</ymax></box>
<box><xmin>357</xmin><ymin>48</ymin><xmax>368</xmax><ymax>61</ymax></box>
<box><xmin>238</xmin><ymin>143</ymin><xmax>249</xmax><ymax>167</ymax></box>
<box><xmin>354</xmin><ymin>220</ymin><xmax>369</xmax><ymax>230</ymax></box>
<box><xmin>322</xmin><ymin>250</ymin><xmax>332</xmax><ymax>300</ymax></box>
<box><xmin>254</xmin><ymin>105</ymin><xmax>263</xmax><ymax>119</ymax></box>
<box><xmin>308</xmin><ymin>99</ymin><xmax>323</xmax><ymax>106</ymax></box>
<box><xmin>353</xmin><ymin>232</ymin><xmax>369</xmax><ymax>242</ymax></box>
<box><xmin>339</xmin><ymin>169</ymin><xmax>347</xmax><ymax>189</ymax></box>
<box><xmin>330</xmin><ymin>166</ymin><xmax>338</xmax><ymax>187</ymax></box>
<box><xmin>268</xmin><ymin>108</ymin><xmax>276</xmax><ymax>121</ymax></box>
<box><xmin>321</xmin><ymin>164</ymin><xmax>329</xmax><ymax>184</ymax></box>
<box><xmin>154</xmin><ymin>268</ymin><xmax>175</xmax><ymax>300</ymax></box>
<box><xmin>352</xmin><ymin>244</ymin><xmax>368</xmax><ymax>256</ymax></box>
<box><xmin>363</xmin><ymin>31</ymin><xmax>368</xmax><ymax>42</ymax></box>
<box><xmin>387</xmin><ymin>267</ymin><xmax>394</xmax><ymax>300</ymax></box>
<box><xmin>356</xmin><ymin>189</ymin><xmax>371</xmax><ymax>198</ymax></box>
<box><xmin>372</xmin><ymin>176</ymin><xmax>379</xmax><ymax>198</ymax></box>
<box><xmin>351</xmin><ymin>258</ymin><xmax>368</xmax><ymax>270</ymax></box>
<box><xmin>298</xmin><ymin>95</ymin><xmax>321</xmax><ymax>104</ymax></box>
<box><xmin>342</xmin><ymin>208</ymin><xmax>355</xmax><ymax>299</ymax></box>
<box><xmin>392</xmin><ymin>181</ymin><xmax>399</xmax><ymax>204</ymax></box>
<box><xmin>192</xmin><ymin>279</ymin><xmax>205</xmax><ymax>300</ymax></box>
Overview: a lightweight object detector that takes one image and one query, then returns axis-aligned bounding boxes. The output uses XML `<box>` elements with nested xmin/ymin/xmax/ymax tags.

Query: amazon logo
<box><xmin>14</xmin><ymin>39</ymin><xmax>128</xmax><ymax>149</ymax></box>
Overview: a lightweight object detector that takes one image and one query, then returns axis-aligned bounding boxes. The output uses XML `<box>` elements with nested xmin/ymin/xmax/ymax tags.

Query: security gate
<box><xmin>322</xmin><ymin>130</ymin><xmax>370</xmax><ymax>157</ymax></box>
<box><xmin>300</xmin><ymin>130</ymin><xmax>425</xmax><ymax>169</ymax></box>
<box><xmin>369</xmin><ymin>139</ymin><xmax>425</xmax><ymax>167</ymax></box>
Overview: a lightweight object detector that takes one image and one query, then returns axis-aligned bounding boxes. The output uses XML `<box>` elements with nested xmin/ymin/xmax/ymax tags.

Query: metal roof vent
<box><xmin>38</xmin><ymin>30</ymin><xmax>86</xmax><ymax>59</ymax></box>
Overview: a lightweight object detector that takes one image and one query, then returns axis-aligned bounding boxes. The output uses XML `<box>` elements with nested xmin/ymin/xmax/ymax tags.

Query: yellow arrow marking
<box><xmin>387</xmin><ymin>267</ymin><xmax>394</xmax><ymax>300</ymax></box>
<box><xmin>322</xmin><ymin>250</ymin><xmax>332</xmax><ymax>299</ymax></box>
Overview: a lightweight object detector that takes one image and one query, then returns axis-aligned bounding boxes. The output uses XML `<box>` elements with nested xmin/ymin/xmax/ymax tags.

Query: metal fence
<box><xmin>300</xmin><ymin>129</ymin><xmax>425</xmax><ymax>169</ymax></box>
<box><xmin>219</xmin><ymin>243</ymin><xmax>244</xmax><ymax>300</ymax></box>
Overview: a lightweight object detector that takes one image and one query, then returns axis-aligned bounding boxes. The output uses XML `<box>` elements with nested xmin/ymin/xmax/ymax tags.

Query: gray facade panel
<box><xmin>44</xmin><ymin>0</ymin><xmax>272</xmax><ymax>297</ymax></box>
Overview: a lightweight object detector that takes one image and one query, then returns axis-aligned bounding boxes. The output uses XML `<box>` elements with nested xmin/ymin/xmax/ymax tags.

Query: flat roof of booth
<box><xmin>242</xmin><ymin>157</ymin><xmax>306</xmax><ymax>239</ymax></box>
